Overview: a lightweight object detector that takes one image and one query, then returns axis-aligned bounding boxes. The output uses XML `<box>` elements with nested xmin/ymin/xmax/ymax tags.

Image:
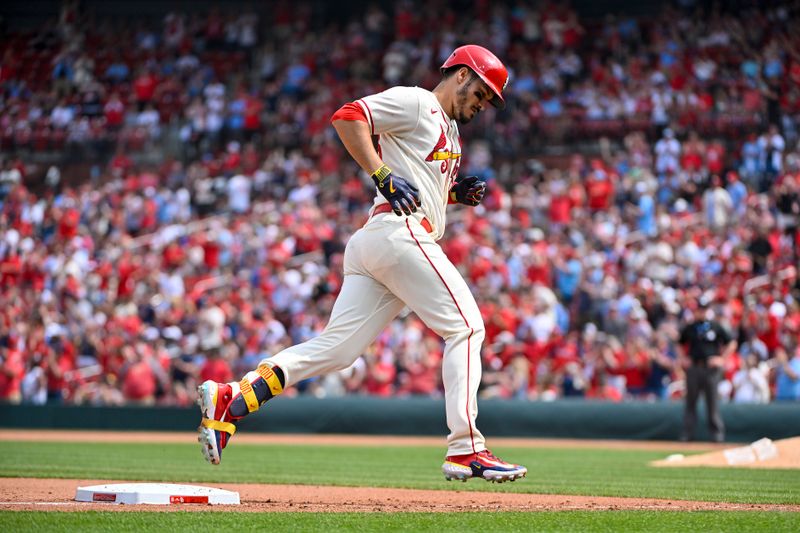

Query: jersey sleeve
<box><xmin>357</xmin><ymin>86</ymin><xmax>421</xmax><ymax>136</ymax></box>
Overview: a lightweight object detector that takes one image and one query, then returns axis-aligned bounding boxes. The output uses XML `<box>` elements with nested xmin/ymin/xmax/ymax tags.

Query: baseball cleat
<box><xmin>196</xmin><ymin>380</ymin><xmax>238</xmax><ymax>465</ymax></box>
<box><xmin>442</xmin><ymin>449</ymin><xmax>527</xmax><ymax>483</ymax></box>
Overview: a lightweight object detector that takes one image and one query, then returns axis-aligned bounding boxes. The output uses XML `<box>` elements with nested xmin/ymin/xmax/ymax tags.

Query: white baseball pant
<box><xmin>265</xmin><ymin>211</ymin><xmax>486</xmax><ymax>455</ymax></box>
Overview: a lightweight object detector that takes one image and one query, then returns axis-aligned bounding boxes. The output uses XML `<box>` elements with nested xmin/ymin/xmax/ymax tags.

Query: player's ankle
<box><xmin>228</xmin><ymin>364</ymin><xmax>286</xmax><ymax>418</ymax></box>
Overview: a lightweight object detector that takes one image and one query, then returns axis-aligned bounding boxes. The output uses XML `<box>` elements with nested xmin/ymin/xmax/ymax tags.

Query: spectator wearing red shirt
<box><xmin>133</xmin><ymin>69</ymin><xmax>158</xmax><ymax>111</ymax></box>
<box><xmin>57</xmin><ymin>205</ymin><xmax>80</xmax><ymax>240</ymax></box>
<box><xmin>442</xmin><ymin>233</ymin><xmax>472</xmax><ymax>267</ymax></box>
<box><xmin>0</xmin><ymin>251</ymin><xmax>22</xmax><ymax>288</ymax></box>
<box><xmin>121</xmin><ymin>346</ymin><xmax>157</xmax><ymax>404</ymax></box>
<box><xmin>109</xmin><ymin>147</ymin><xmax>134</xmax><ymax>178</ymax></box>
<box><xmin>394</xmin><ymin>3</ymin><xmax>419</xmax><ymax>41</ymax></box>
<box><xmin>104</xmin><ymin>93</ymin><xmax>126</xmax><ymax>129</ymax></box>
<box><xmin>756</xmin><ymin>309</ymin><xmax>782</xmax><ymax>356</ymax></box>
<box><xmin>0</xmin><ymin>336</ymin><xmax>24</xmax><ymax>403</ymax></box>
<box><xmin>604</xmin><ymin>336</ymin><xmax>651</xmax><ymax>397</ymax></box>
<box><xmin>585</xmin><ymin>160</ymin><xmax>614</xmax><ymax>211</ymax></box>
<box><xmin>162</xmin><ymin>241</ymin><xmax>185</xmax><ymax>269</ymax></box>
<box><xmin>21</xmin><ymin>252</ymin><xmax>46</xmax><ymax>292</ymax></box>
<box><xmin>44</xmin><ymin>334</ymin><xmax>76</xmax><ymax>403</ymax></box>
<box><xmin>567</xmin><ymin>175</ymin><xmax>586</xmax><ymax>211</ymax></box>
<box><xmin>681</xmin><ymin>132</ymin><xmax>705</xmax><ymax>172</ymax></box>
<box><xmin>199</xmin><ymin>351</ymin><xmax>233</xmax><ymax>384</ymax></box>
<box><xmin>243</xmin><ymin>93</ymin><xmax>263</xmax><ymax>140</ymax></box>
<box><xmin>526</xmin><ymin>243</ymin><xmax>551</xmax><ymax>286</ymax></box>
<box><xmin>586</xmin><ymin>371</ymin><xmax>624</xmax><ymax>402</ymax></box>
<box><xmin>364</xmin><ymin>350</ymin><xmax>396</xmax><ymax>396</ymax></box>
<box><xmin>705</xmin><ymin>139</ymin><xmax>725</xmax><ymax>175</ymax></box>
<box><xmin>562</xmin><ymin>11</ymin><xmax>584</xmax><ymax>48</ymax></box>
<box><xmin>199</xmin><ymin>235</ymin><xmax>220</xmax><ymax>270</ymax></box>
<box><xmin>114</xmin><ymin>249</ymin><xmax>141</xmax><ymax>299</ymax></box>
<box><xmin>398</xmin><ymin>343</ymin><xmax>440</xmax><ymax>396</ymax></box>
<box><xmin>548</xmin><ymin>176</ymin><xmax>572</xmax><ymax>226</ymax></box>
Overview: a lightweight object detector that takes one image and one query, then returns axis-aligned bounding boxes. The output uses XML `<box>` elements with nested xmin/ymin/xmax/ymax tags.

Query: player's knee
<box><xmin>471</xmin><ymin>321</ymin><xmax>486</xmax><ymax>343</ymax></box>
<box><xmin>442</xmin><ymin>319</ymin><xmax>484</xmax><ymax>344</ymax></box>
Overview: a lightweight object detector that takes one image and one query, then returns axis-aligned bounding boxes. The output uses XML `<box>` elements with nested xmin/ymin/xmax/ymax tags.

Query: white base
<box><xmin>75</xmin><ymin>483</ymin><xmax>240</xmax><ymax>505</ymax></box>
<box><xmin>723</xmin><ymin>438</ymin><xmax>779</xmax><ymax>466</ymax></box>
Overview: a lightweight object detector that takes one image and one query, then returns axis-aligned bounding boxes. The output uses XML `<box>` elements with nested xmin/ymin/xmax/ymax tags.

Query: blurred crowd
<box><xmin>4</xmin><ymin>0</ymin><xmax>800</xmax><ymax>157</ymax></box>
<box><xmin>1</xmin><ymin>0</ymin><xmax>800</xmax><ymax>406</ymax></box>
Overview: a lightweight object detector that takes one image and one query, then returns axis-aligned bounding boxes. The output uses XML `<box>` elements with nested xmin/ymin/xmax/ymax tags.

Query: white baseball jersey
<box><xmin>357</xmin><ymin>86</ymin><xmax>462</xmax><ymax>241</ymax></box>
<box><xmin>265</xmin><ymin>85</ymin><xmax>487</xmax><ymax>456</ymax></box>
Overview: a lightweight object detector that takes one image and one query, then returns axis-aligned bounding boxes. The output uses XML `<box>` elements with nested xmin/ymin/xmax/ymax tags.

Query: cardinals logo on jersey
<box><xmin>425</xmin><ymin>127</ymin><xmax>448</xmax><ymax>162</ymax></box>
<box><xmin>426</xmin><ymin>126</ymin><xmax>461</xmax><ymax>173</ymax></box>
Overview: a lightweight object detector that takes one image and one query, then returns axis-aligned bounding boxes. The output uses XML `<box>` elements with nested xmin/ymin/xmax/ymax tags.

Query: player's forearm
<box><xmin>332</xmin><ymin>119</ymin><xmax>383</xmax><ymax>176</ymax></box>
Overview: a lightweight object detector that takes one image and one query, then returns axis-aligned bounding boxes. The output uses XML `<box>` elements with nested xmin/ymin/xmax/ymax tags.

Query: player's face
<box><xmin>454</xmin><ymin>75</ymin><xmax>494</xmax><ymax>124</ymax></box>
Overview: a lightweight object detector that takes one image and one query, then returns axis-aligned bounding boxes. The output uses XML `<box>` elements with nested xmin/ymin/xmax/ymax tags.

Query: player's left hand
<box><xmin>372</xmin><ymin>166</ymin><xmax>421</xmax><ymax>216</ymax></box>
<box><xmin>450</xmin><ymin>176</ymin><xmax>486</xmax><ymax>206</ymax></box>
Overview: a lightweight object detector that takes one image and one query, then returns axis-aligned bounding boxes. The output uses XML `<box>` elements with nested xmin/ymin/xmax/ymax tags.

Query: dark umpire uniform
<box><xmin>677</xmin><ymin>300</ymin><xmax>737</xmax><ymax>442</ymax></box>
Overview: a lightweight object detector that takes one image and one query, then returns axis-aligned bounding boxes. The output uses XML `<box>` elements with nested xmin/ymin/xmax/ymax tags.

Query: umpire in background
<box><xmin>676</xmin><ymin>296</ymin><xmax>737</xmax><ymax>442</ymax></box>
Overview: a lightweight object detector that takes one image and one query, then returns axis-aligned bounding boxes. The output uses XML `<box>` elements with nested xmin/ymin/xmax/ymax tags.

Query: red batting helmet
<box><xmin>440</xmin><ymin>45</ymin><xmax>509</xmax><ymax>109</ymax></box>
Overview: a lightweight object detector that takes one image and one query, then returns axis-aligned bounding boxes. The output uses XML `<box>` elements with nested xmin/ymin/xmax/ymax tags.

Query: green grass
<box><xmin>1</xmin><ymin>440</ymin><xmax>799</xmax><ymax>504</ymax></box>
<box><xmin>1</xmin><ymin>511</ymin><xmax>798</xmax><ymax>532</ymax></box>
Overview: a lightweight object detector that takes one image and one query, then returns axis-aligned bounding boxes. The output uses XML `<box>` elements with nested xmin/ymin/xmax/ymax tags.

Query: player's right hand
<box><xmin>371</xmin><ymin>164</ymin><xmax>421</xmax><ymax>216</ymax></box>
<box><xmin>450</xmin><ymin>175</ymin><xmax>486</xmax><ymax>206</ymax></box>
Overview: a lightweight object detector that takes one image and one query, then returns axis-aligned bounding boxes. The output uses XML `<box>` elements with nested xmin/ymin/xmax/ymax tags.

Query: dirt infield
<box><xmin>2</xmin><ymin>477</ymin><xmax>799</xmax><ymax>513</ymax></box>
<box><xmin>1</xmin><ymin>430</ymin><xmax>797</xmax><ymax>513</ymax></box>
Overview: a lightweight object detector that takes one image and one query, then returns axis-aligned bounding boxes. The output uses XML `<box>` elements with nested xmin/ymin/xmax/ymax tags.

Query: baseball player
<box><xmin>197</xmin><ymin>44</ymin><xmax>527</xmax><ymax>483</ymax></box>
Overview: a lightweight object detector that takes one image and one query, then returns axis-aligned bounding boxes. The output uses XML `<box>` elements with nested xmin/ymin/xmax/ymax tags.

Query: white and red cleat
<box><xmin>442</xmin><ymin>449</ymin><xmax>527</xmax><ymax>482</ymax></box>
<box><xmin>196</xmin><ymin>380</ymin><xmax>239</xmax><ymax>465</ymax></box>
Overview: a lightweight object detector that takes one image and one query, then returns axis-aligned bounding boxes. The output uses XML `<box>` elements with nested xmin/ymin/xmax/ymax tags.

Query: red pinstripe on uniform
<box><xmin>405</xmin><ymin>219</ymin><xmax>476</xmax><ymax>454</ymax></box>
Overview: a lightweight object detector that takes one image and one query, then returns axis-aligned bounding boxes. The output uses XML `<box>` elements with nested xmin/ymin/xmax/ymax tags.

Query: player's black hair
<box><xmin>441</xmin><ymin>65</ymin><xmax>478</xmax><ymax>82</ymax></box>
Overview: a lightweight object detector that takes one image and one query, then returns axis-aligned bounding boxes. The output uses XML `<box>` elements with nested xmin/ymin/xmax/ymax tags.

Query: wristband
<box><xmin>371</xmin><ymin>164</ymin><xmax>392</xmax><ymax>185</ymax></box>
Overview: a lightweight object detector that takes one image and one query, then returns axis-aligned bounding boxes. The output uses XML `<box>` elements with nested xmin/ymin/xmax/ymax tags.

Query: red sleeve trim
<box><xmin>331</xmin><ymin>102</ymin><xmax>368</xmax><ymax>124</ymax></box>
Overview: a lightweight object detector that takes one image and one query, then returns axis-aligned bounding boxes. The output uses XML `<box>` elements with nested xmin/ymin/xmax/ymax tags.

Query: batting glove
<box><xmin>449</xmin><ymin>176</ymin><xmax>486</xmax><ymax>206</ymax></box>
<box><xmin>371</xmin><ymin>164</ymin><xmax>421</xmax><ymax>216</ymax></box>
